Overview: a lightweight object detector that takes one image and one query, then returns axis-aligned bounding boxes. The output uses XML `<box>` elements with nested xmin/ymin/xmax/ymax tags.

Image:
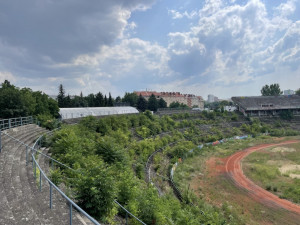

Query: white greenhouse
<box><xmin>59</xmin><ymin>107</ymin><xmax>139</xmax><ymax>120</ymax></box>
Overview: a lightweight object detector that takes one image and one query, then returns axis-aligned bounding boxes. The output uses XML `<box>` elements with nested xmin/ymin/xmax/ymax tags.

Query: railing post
<box><xmin>39</xmin><ymin>171</ymin><xmax>42</xmax><ymax>191</ymax></box>
<box><xmin>21</xmin><ymin>117</ymin><xmax>23</xmax><ymax>126</ymax></box>
<box><xmin>51</xmin><ymin>159</ymin><xmax>54</xmax><ymax>169</ymax></box>
<box><xmin>70</xmin><ymin>203</ymin><xmax>73</xmax><ymax>225</ymax></box>
<box><xmin>8</xmin><ymin>119</ymin><xmax>11</xmax><ymax>129</ymax></box>
<box><xmin>26</xmin><ymin>146</ymin><xmax>28</xmax><ymax>165</ymax></box>
<box><xmin>34</xmin><ymin>160</ymin><xmax>36</xmax><ymax>179</ymax></box>
<box><xmin>0</xmin><ymin>130</ymin><xmax>2</xmax><ymax>153</ymax></box>
<box><xmin>49</xmin><ymin>182</ymin><xmax>53</xmax><ymax>209</ymax></box>
<box><xmin>126</xmin><ymin>212</ymin><xmax>128</xmax><ymax>225</ymax></box>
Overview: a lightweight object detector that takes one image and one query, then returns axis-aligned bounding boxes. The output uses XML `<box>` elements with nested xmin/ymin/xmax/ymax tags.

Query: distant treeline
<box><xmin>57</xmin><ymin>84</ymin><xmax>187</xmax><ymax>112</ymax></box>
<box><xmin>0</xmin><ymin>81</ymin><xmax>189</xmax><ymax>120</ymax></box>
<box><xmin>0</xmin><ymin>80</ymin><xmax>59</xmax><ymax>119</ymax></box>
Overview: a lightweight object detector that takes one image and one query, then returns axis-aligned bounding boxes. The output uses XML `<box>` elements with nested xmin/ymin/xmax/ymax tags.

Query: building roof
<box><xmin>232</xmin><ymin>95</ymin><xmax>300</xmax><ymax>110</ymax></box>
<box><xmin>135</xmin><ymin>91</ymin><xmax>203</xmax><ymax>99</ymax></box>
<box><xmin>59</xmin><ymin>107</ymin><xmax>139</xmax><ymax>120</ymax></box>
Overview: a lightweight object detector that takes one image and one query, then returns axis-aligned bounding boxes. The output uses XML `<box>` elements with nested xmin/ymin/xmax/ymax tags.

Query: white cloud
<box><xmin>168</xmin><ymin>9</ymin><xmax>198</xmax><ymax>19</ymax></box>
<box><xmin>68</xmin><ymin>38</ymin><xmax>171</xmax><ymax>79</ymax></box>
<box><xmin>0</xmin><ymin>71</ymin><xmax>16</xmax><ymax>83</ymax></box>
<box><xmin>275</xmin><ymin>0</ymin><xmax>296</xmax><ymax>17</ymax></box>
<box><xmin>1</xmin><ymin>0</ymin><xmax>300</xmax><ymax>99</ymax></box>
<box><xmin>0</xmin><ymin>0</ymin><xmax>156</xmax><ymax>77</ymax></box>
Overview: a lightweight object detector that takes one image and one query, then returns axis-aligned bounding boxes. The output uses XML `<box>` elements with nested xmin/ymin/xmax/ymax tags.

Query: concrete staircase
<box><xmin>0</xmin><ymin>124</ymin><xmax>89</xmax><ymax>225</ymax></box>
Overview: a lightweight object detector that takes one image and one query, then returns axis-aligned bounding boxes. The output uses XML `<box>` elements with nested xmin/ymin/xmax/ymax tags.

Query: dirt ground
<box><xmin>191</xmin><ymin>140</ymin><xmax>300</xmax><ymax>225</ymax></box>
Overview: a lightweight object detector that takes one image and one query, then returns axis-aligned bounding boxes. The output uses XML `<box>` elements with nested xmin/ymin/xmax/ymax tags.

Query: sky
<box><xmin>0</xmin><ymin>0</ymin><xmax>300</xmax><ymax>100</ymax></box>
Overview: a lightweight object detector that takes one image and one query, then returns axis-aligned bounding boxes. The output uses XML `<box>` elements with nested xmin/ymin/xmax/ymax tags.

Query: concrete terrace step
<box><xmin>0</xmin><ymin>129</ymin><xmax>42</xmax><ymax>224</ymax></box>
<box><xmin>0</xmin><ymin>127</ymin><xmax>47</xmax><ymax>224</ymax></box>
<box><xmin>0</xmin><ymin>125</ymin><xmax>90</xmax><ymax>225</ymax></box>
<box><xmin>1</xmin><ymin>125</ymin><xmax>45</xmax><ymax>150</ymax></box>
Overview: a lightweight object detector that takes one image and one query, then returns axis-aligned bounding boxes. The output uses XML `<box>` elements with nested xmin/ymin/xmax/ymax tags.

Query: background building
<box><xmin>284</xmin><ymin>89</ymin><xmax>295</xmax><ymax>95</ymax></box>
<box><xmin>135</xmin><ymin>91</ymin><xmax>204</xmax><ymax>109</ymax></box>
<box><xmin>232</xmin><ymin>95</ymin><xmax>300</xmax><ymax>117</ymax></box>
<box><xmin>207</xmin><ymin>94</ymin><xmax>219</xmax><ymax>103</ymax></box>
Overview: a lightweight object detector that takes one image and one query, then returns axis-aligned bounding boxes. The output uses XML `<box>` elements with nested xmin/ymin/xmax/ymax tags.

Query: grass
<box><xmin>243</xmin><ymin>139</ymin><xmax>300</xmax><ymax>203</ymax></box>
<box><xmin>173</xmin><ymin>135</ymin><xmax>300</xmax><ymax>224</ymax></box>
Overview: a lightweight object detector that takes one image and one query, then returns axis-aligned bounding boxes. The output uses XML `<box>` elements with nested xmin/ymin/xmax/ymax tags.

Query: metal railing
<box><xmin>0</xmin><ymin>116</ymin><xmax>37</xmax><ymax>153</ymax></box>
<box><xmin>2</xmin><ymin>126</ymin><xmax>147</xmax><ymax>225</ymax></box>
<box><xmin>0</xmin><ymin>116</ymin><xmax>37</xmax><ymax>131</ymax></box>
<box><xmin>2</xmin><ymin>130</ymin><xmax>101</xmax><ymax>225</ymax></box>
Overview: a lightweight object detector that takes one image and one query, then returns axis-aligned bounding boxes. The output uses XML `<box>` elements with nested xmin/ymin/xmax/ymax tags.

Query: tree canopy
<box><xmin>57</xmin><ymin>84</ymin><xmax>115</xmax><ymax>108</ymax></box>
<box><xmin>158</xmin><ymin>98</ymin><xmax>167</xmax><ymax>108</ymax></box>
<box><xmin>169</xmin><ymin>101</ymin><xmax>189</xmax><ymax>109</ymax></box>
<box><xmin>137</xmin><ymin>94</ymin><xmax>148</xmax><ymax>112</ymax></box>
<box><xmin>261</xmin><ymin>83</ymin><xmax>282</xmax><ymax>96</ymax></box>
<box><xmin>147</xmin><ymin>94</ymin><xmax>158</xmax><ymax>112</ymax></box>
<box><xmin>0</xmin><ymin>80</ymin><xmax>59</xmax><ymax>119</ymax></box>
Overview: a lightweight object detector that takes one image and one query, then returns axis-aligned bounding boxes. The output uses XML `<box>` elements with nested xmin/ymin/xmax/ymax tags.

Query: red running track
<box><xmin>225</xmin><ymin>140</ymin><xmax>300</xmax><ymax>215</ymax></box>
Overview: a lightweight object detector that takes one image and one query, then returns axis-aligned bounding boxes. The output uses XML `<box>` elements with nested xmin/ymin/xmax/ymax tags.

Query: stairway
<box><xmin>0</xmin><ymin>124</ymin><xmax>91</xmax><ymax>225</ymax></box>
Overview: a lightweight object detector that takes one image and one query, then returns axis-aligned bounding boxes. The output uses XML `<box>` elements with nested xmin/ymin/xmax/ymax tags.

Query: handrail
<box><xmin>31</xmin><ymin>134</ymin><xmax>101</xmax><ymax>225</ymax></box>
<box><xmin>114</xmin><ymin>200</ymin><xmax>147</xmax><ymax>225</ymax></box>
<box><xmin>2</xmin><ymin>127</ymin><xmax>146</xmax><ymax>225</ymax></box>
<box><xmin>2</xmin><ymin>129</ymin><xmax>101</xmax><ymax>225</ymax></box>
<box><xmin>0</xmin><ymin>116</ymin><xmax>37</xmax><ymax>131</ymax></box>
<box><xmin>32</xmin><ymin>132</ymin><xmax>147</xmax><ymax>225</ymax></box>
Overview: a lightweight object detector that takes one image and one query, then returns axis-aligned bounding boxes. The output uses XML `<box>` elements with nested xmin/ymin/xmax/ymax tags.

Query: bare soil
<box><xmin>191</xmin><ymin>140</ymin><xmax>300</xmax><ymax>224</ymax></box>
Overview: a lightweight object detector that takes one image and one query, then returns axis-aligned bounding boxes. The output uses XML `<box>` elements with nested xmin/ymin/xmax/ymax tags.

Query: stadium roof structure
<box><xmin>59</xmin><ymin>107</ymin><xmax>139</xmax><ymax>120</ymax></box>
<box><xmin>232</xmin><ymin>95</ymin><xmax>300</xmax><ymax>111</ymax></box>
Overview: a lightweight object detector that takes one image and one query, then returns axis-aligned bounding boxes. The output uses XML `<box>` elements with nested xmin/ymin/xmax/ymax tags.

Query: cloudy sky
<box><xmin>0</xmin><ymin>0</ymin><xmax>300</xmax><ymax>100</ymax></box>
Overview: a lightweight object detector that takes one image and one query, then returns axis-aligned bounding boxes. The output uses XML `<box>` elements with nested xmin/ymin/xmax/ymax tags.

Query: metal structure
<box><xmin>1</xmin><ymin>117</ymin><xmax>146</xmax><ymax>225</ymax></box>
<box><xmin>59</xmin><ymin>107</ymin><xmax>139</xmax><ymax>120</ymax></box>
<box><xmin>3</xmin><ymin>131</ymin><xmax>101</xmax><ymax>225</ymax></box>
<box><xmin>0</xmin><ymin>116</ymin><xmax>37</xmax><ymax>130</ymax></box>
<box><xmin>0</xmin><ymin>116</ymin><xmax>37</xmax><ymax>153</ymax></box>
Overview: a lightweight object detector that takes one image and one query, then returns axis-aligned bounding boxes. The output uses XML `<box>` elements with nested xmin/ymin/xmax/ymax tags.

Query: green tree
<box><xmin>122</xmin><ymin>92</ymin><xmax>138</xmax><ymax>107</ymax></box>
<box><xmin>65</xmin><ymin>94</ymin><xmax>72</xmax><ymax>107</ymax></box>
<box><xmin>169</xmin><ymin>101</ymin><xmax>180</xmax><ymax>108</ymax></box>
<box><xmin>75</xmin><ymin>164</ymin><xmax>117</xmax><ymax>220</ymax></box>
<box><xmin>104</xmin><ymin>95</ymin><xmax>108</xmax><ymax>106</ymax></box>
<box><xmin>158</xmin><ymin>97</ymin><xmax>167</xmax><ymax>108</ymax></box>
<box><xmin>296</xmin><ymin>88</ymin><xmax>300</xmax><ymax>95</ymax></box>
<box><xmin>169</xmin><ymin>101</ymin><xmax>189</xmax><ymax>108</ymax></box>
<box><xmin>96</xmin><ymin>137</ymin><xmax>126</xmax><ymax>164</ymax></box>
<box><xmin>86</xmin><ymin>94</ymin><xmax>95</xmax><ymax>107</ymax></box>
<box><xmin>21</xmin><ymin>88</ymin><xmax>36</xmax><ymax>115</ymax></box>
<box><xmin>261</xmin><ymin>83</ymin><xmax>282</xmax><ymax>96</ymax></box>
<box><xmin>95</xmin><ymin>92</ymin><xmax>104</xmax><ymax>107</ymax></box>
<box><xmin>147</xmin><ymin>94</ymin><xmax>158</xmax><ymax>112</ymax></box>
<box><xmin>137</xmin><ymin>94</ymin><xmax>148</xmax><ymax>112</ymax></box>
<box><xmin>108</xmin><ymin>93</ymin><xmax>114</xmax><ymax>106</ymax></box>
<box><xmin>57</xmin><ymin>84</ymin><xmax>66</xmax><ymax>107</ymax></box>
<box><xmin>0</xmin><ymin>80</ymin><xmax>59</xmax><ymax>118</ymax></box>
<box><xmin>0</xmin><ymin>81</ymin><xmax>32</xmax><ymax>118</ymax></box>
<box><xmin>115</xmin><ymin>96</ymin><xmax>121</xmax><ymax>103</ymax></box>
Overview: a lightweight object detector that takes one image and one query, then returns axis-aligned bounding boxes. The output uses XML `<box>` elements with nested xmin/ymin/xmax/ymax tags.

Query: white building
<box><xmin>59</xmin><ymin>107</ymin><xmax>139</xmax><ymax>120</ymax></box>
<box><xmin>284</xmin><ymin>89</ymin><xmax>295</xmax><ymax>95</ymax></box>
<box><xmin>208</xmin><ymin>94</ymin><xmax>217</xmax><ymax>103</ymax></box>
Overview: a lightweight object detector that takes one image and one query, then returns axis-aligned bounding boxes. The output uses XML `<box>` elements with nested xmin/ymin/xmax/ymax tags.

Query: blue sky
<box><xmin>0</xmin><ymin>0</ymin><xmax>299</xmax><ymax>100</ymax></box>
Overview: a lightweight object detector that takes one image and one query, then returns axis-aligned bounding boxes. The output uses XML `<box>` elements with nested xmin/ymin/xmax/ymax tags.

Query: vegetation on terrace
<box><xmin>45</xmin><ymin>110</ymin><xmax>299</xmax><ymax>224</ymax></box>
<box><xmin>243</xmin><ymin>143</ymin><xmax>300</xmax><ymax>204</ymax></box>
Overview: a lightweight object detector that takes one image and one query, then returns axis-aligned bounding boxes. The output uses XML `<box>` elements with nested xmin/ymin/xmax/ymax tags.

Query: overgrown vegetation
<box><xmin>0</xmin><ymin>80</ymin><xmax>59</xmax><ymax>119</ymax></box>
<box><xmin>47</xmin><ymin>111</ymin><xmax>299</xmax><ymax>224</ymax></box>
<box><xmin>243</xmin><ymin>143</ymin><xmax>300</xmax><ymax>204</ymax></box>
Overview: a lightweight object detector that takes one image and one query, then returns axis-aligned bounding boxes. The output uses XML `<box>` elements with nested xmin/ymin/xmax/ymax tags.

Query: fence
<box><xmin>0</xmin><ymin>116</ymin><xmax>37</xmax><ymax>131</ymax></box>
<box><xmin>0</xmin><ymin>116</ymin><xmax>37</xmax><ymax>153</ymax></box>
<box><xmin>1</xmin><ymin>122</ymin><xmax>146</xmax><ymax>225</ymax></box>
<box><xmin>3</xmin><ymin>131</ymin><xmax>101</xmax><ymax>225</ymax></box>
